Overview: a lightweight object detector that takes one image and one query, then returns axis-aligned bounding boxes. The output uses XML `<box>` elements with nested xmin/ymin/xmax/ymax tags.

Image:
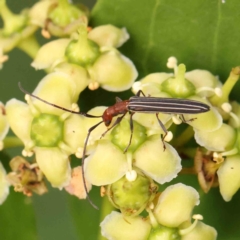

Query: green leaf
<box><xmin>91</xmin><ymin>0</ymin><xmax>240</xmax><ymax>99</ymax></box>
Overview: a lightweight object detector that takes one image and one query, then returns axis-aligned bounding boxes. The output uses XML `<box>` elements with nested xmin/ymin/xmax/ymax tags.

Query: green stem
<box><xmin>210</xmin><ymin>66</ymin><xmax>240</xmax><ymax>105</ymax></box>
<box><xmin>98</xmin><ymin>196</ymin><xmax>114</xmax><ymax>240</ymax></box>
<box><xmin>3</xmin><ymin>136</ymin><xmax>23</xmax><ymax>148</ymax></box>
<box><xmin>0</xmin><ymin>0</ymin><xmax>12</xmax><ymax>19</ymax></box>
<box><xmin>17</xmin><ymin>35</ymin><xmax>40</xmax><ymax>59</ymax></box>
<box><xmin>172</xmin><ymin>126</ymin><xmax>194</xmax><ymax>147</ymax></box>
<box><xmin>178</xmin><ymin>147</ymin><xmax>197</xmax><ymax>159</ymax></box>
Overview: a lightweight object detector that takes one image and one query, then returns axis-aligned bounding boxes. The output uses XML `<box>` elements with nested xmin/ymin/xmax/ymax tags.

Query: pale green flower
<box><xmin>6</xmin><ymin>73</ymin><xmax>86</xmax><ymax>188</ymax></box>
<box><xmin>31</xmin><ymin>24</ymin><xmax>138</xmax><ymax>92</ymax></box>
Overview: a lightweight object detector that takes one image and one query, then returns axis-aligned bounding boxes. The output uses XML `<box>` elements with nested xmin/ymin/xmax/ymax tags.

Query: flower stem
<box><xmin>210</xmin><ymin>66</ymin><xmax>240</xmax><ymax>105</ymax></box>
<box><xmin>3</xmin><ymin>136</ymin><xmax>23</xmax><ymax>148</ymax></box>
<box><xmin>172</xmin><ymin>126</ymin><xmax>194</xmax><ymax>147</ymax></box>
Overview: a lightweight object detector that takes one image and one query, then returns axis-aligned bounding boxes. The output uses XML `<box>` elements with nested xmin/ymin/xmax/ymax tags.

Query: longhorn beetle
<box><xmin>19</xmin><ymin>82</ymin><xmax>210</xmax><ymax>209</ymax></box>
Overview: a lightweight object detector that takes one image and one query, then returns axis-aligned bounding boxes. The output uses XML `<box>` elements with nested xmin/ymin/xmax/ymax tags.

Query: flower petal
<box><xmin>6</xmin><ymin>99</ymin><xmax>32</xmax><ymax>145</ymax></box>
<box><xmin>85</xmin><ymin>140</ymin><xmax>128</xmax><ymax>186</ymax></box>
<box><xmin>54</xmin><ymin>63</ymin><xmax>90</xmax><ymax>100</ymax></box>
<box><xmin>63</xmin><ymin>114</ymin><xmax>87</xmax><ymax>153</ymax></box>
<box><xmin>31</xmin><ymin>39</ymin><xmax>70</xmax><ymax>70</ymax></box>
<box><xmin>184</xmin><ymin>97</ymin><xmax>222</xmax><ymax>132</ymax></box>
<box><xmin>89</xmin><ymin>50</ymin><xmax>138</xmax><ymax>92</ymax></box>
<box><xmin>134</xmin><ymin>136</ymin><xmax>182</xmax><ymax>184</ymax></box>
<box><xmin>88</xmin><ymin>25</ymin><xmax>130</xmax><ymax>48</ymax></box>
<box><xmin>0</xmin><ymin>162</ymin><xmax>9</xmax><ymax>204</ymax></box>
<box><xmin>100</xmin><ymin>211</ymin><xmax>151</xmax><ymax>240</ymax></box>
<box><xmin>32</xmin><ymin>72</ymin><xmax>77</xmax><ymax>115</ymax></box>
<box><xmin>194</xmin><ymin>123</ymin><xmax>236</xmax><ymax>152</ymax></box>
<box><xmin>0</xmin><ymin>102</ymin><xmax>9</xmax><ymax>141</ymax></box>
<box><xmin>185</xmin><ymin>70</ymin><xmax>220</xmax><ymax>97</ymax></box>
<box><xmin>217</xmin><ymin>155</ymin><xmax>240</xmax><ymax>201</ymax></box>
<box><xmin>35</xmin><ymin>147</ymin><xmax>71</xmax><ymax>188</ymax></box>
<box><xmin>65</xmin><ymin>166</ymin><xmax>92</xmax><ymax>199</ymax></box>
<box><xmin>181</xmin><ymin>221</ymin><xmax>217</xmax><ymax>240</ymax></box>
<box><xmin>153</xmin><ymin>183</ymin><xmax>199</xmax><ymax>227</ymax></box>
<box><xmin>29</xmin><ymin>0</ymin><xmax>57</xmax><ymax>27</ymax></box>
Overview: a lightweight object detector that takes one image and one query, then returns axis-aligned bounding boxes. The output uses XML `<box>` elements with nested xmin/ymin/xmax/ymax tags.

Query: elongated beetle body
<box><xmin>19</xmin><ymin>83</ymin><xmax>210</xmax><ymax>209</ymax></box>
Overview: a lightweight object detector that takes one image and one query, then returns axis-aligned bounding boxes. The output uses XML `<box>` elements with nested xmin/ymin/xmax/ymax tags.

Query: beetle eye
<box><xmin>105</xmin><ymin>120</ymin><xmax>111</xmax><ymax>126</ymax></box>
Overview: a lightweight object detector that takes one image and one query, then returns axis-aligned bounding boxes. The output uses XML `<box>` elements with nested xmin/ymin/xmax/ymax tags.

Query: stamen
<box><xmin>166</xmin><ymin>56</ymin><xmax>178</xmax><ymax>75</ymax></box>
<box><xmin>146</xmin><ymin>208</ymin><xmax>159</xmax><ymax>228</ymax></box>
<box><xmin>179</xmin><ymin>214</ymin><xmax>203</xmax><ymax>235</ymax></box>
<box><xmin>58</xmin><ymin>141</ymin><xmax>72</xmax><ymax>155</ymax></box>
<box><xmin>75</xmin><ymin>147</ymin><xmax>84</xmax><ymax>158</ymax></box>
<box><xmin>172</xmin><ymin>115</ymin><xmax>182</xmax><ymax>125</ymax></box>
<box><xmin>221</xmin><ymin>102</ymin><xmax>232</xmax><ymax>113</ymax></box>
<box><xmin>125</xmin><ymin>170</ymin><xmax>137</xmax><ymax>182</ymax></box>
<box><xmin>60</xmin><ymin>103</ymin><xmax>79</xmax><ymax>121</ymax></box>
<box><xmin>126</xmin><ymin>152</ymin><xmax>133</xmax><ymax>172</ymax></box>
<box><xmin>88</xmin><ymin>81</ymin><xmax>100</xmax><ymax>91</ymax></box>
<box><xmin>212</xmin><ymin>152</ymin><xmax>224</xmax><ymax>164</ymax></box>
<box><xmin>22</xmin><ymin>149</ymin><xmax>34</xmax><ymax>157</ymax></box>
<box><xmin>149</xmin><ymin>202</ymin><xmax>154</xmax><ymax>210</ymax></box>
<box><xmin>221</xmin><ymin>148</ymin><xmax>238</xmax><ymax>157</ymax></box>
<box><xmin>229</xmin><ymin>112</ymin><xmax>240</xmax><ymax>127</ymax></box>
<box><xmin>30</xmin><ymin>163</ymin><xmax>39</xmax><ymax>169</ymax></box>
<box><xmin>132</xmin><ymin>81</ymin><xmax>142</xmax><ymax>93</ymax></box>
<box><xmin>41</xmin><ymin>29</ymin><xmax>51</xmax><ymax>39</ymax></box>
<box><xmin>196</xmin><ymin>86</ymin><xmax>222</xmax><ymax>97</ymax></box>
<box><xmin>164</xmin><ymin>131</ymin><xmax>173</xmax><ymax>142</ymax></box>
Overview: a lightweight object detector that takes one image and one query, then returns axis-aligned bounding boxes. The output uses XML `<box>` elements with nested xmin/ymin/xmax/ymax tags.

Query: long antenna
<box><xmin>18</xmin><ymin>82</ymin><xmax>102</xmax><ymax>118</ymax></box>
<box><xmin>18</xmin><ymin>82</ymin><xmax>102</xmax><ymax>208</ymax></box>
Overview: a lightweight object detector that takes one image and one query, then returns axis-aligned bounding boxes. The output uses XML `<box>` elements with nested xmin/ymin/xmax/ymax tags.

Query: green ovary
<box><xmin>31</xmin><ymin>114</ymin><xmax>64</xmax><ymax>147</ymax></box>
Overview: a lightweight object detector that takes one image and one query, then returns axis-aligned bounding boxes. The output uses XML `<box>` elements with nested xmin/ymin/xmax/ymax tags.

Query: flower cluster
<box><xmin>1</xmin><ymin>0</ymin><xmax>240</xmax><ymax>239</ymax></box>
